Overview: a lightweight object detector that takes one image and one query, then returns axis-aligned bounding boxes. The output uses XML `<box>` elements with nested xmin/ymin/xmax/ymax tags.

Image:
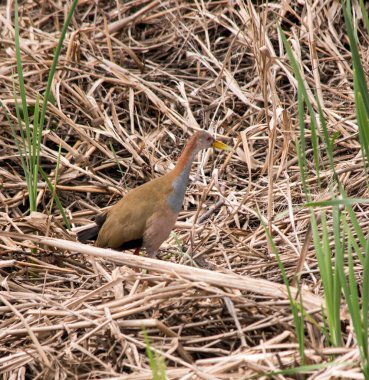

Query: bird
<box><xmin>77</xmin><ymin>130</ymin><xmax>230</xmax><ymax>258</ymax></box>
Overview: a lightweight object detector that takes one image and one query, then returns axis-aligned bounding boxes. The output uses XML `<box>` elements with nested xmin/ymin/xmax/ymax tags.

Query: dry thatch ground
<box><xmin>0</xmin><ymin>0</ymin><xmax>367</xmax><ymax>379</ymax></box>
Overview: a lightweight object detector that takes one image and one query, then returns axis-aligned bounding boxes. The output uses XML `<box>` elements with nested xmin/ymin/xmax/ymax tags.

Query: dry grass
<box><xmin>0</xmin><ymin>0</ymin><xmax>367</xmax><ymax>379</ymax></box>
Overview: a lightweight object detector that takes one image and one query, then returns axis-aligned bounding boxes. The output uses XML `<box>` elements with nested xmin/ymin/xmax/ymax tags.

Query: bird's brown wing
<box><xmin>77</xmin><ymin>210</ymin><xmax>143</xmax><ymax>249</ymax></box>
<box><xmin>95</xmin><ymin>200</ymin><xmax>147</xmax><ymax>249</ymax></box>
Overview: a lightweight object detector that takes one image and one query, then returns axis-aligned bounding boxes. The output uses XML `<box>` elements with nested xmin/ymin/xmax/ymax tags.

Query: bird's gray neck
<box><xmin>167</xmin><ymin>152</ymin><xmax>196</xmax><ymax>213</ymax></box>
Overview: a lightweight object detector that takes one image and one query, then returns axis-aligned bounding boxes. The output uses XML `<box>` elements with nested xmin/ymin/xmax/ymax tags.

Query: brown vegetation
<box><xmin>0</xmin><ymin>0</ymin><xmax>367</xmax><ymax>378</ymax></box>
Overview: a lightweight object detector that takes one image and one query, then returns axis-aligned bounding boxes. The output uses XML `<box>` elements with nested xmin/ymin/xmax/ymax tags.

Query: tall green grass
<box><xmin>263</xmin><ymin>223</ymin><xmax>306</xmax><ymax>363</ymax></box>
<box><xmin>9</xmin><ymin>0</ymin><xmax>77</xmax><ymax>226</ymax></box>
<box><xmin>143</xmin><ymin>330</ymin><xmax>167</xmax><ymax>380</ymax></box>
<box><xmin>279</xmin><ymin>2</ymin><xmax>369</xmax><ymax>377</ymax></box>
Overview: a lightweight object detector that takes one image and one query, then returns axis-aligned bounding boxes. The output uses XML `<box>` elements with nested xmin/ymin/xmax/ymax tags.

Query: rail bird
<box><xmin>77</xmin><ymin>130</ymin><xmax>230</xmax><ymax>257</ymax></box>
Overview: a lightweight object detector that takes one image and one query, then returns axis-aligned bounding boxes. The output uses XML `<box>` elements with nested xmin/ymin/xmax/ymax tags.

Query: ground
<box><xmin>0</xmin><ymin>1</ymin><xmax>368</xmax><ymax>379</ymax></box>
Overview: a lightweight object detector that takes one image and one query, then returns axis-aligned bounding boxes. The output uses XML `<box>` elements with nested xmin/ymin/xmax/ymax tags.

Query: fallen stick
<box><xmin>1</xmin><ymin>232</ymin><xmax>325</xmax><ymax>311</ymax></box>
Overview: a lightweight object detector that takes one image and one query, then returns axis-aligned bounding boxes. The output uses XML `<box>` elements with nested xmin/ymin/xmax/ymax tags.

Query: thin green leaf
<box><xmin>305</xmin><ymin>198</ymin><xmax>369</xmax><ymax>207</ymax></box>
<box><xmin>39</xmin><ymin>167</ymin><xmax>71</xmax><ymax>230</ymax></box>
<box><xmin>279</xmin><ymin>26</ymin><xmax>321</xmax><ymax>186</ymax></box>
<box><xmin>359</xmin><ymin>0</ymin><xmax>369</xmax><ymax>35</ymax></box>
<box><xmin>38</xmin><ymin>0</ymin><xmax>79</xmax><ymax>132</ymax></box>
<box><xmin>343</xmin><ymin>3</ymin><xmax>369</xmax><ymax>115</ymax></box>
<box><xmin>14</xmin><ymin>0</ymin><xmax>30</xmax><ymax>132</ymax></box>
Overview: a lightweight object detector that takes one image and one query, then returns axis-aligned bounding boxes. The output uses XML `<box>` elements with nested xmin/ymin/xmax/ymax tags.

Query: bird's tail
<box><xmin>77</xmin><ymin>212</ymin><xmax>107</xmax><ymax>242</ymax></box>
<box><xmin>77</xmin><ymin>225</ymin><xmax>101</xmax><ymax>242</ymax></box>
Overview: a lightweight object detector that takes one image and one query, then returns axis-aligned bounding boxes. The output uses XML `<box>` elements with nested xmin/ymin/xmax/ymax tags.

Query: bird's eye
<box><xmin>207</xmin><ymin>136</ymin><xmax>212</xmax><ymax>141</ymax></box>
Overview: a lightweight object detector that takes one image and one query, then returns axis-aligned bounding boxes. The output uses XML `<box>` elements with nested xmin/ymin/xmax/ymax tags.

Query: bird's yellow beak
<box><xmin>212</xmin><ymin>140</ymin><xmax>231</xmax><ymax>151</ymax></box>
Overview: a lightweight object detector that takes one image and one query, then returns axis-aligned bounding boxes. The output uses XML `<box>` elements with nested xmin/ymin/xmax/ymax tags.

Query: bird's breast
<box><xmin>167</xmin><ymin>177</ymin><xmax>188</xmax><ymax>213</ymax></box>
<box><xmin>166</xmin><ymin>167</ymin><xmax>191</xmax><ymax>213</ymax></box>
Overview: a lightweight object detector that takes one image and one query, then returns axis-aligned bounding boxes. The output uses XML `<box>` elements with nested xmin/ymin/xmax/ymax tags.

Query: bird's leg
<box><xmin>133</xmin><ymin>247</ymin><xmax>141</xmax><ymax>255</ymax></box>
<box><xmin>147</xmin><ymin>250</ymin><xmax>157</xmax><ymax>258</ymax></box>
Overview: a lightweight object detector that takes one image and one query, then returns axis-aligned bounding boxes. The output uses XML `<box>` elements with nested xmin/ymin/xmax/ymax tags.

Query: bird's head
<box><xmin>173</xmin><ymin>130</ymin><xmax>231</xmax><ymax>174</ymax></box>
<box><xmin>192</xmin><ymin>130</ymin><xmax>230</xmax><ymax>153</ymax></box>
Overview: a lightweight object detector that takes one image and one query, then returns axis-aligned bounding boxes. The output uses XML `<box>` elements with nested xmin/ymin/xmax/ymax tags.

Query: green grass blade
<box><xmin>32</xmin><ymin>94</ymin><xmax>41</xmax><ymax>208</ymax></box>
<box><xmin>279</xmin><ymin>26</ymin><xmax>321</xmax><ymax>186</ymax></box>
<box><xmin>342</xmin><ymin>3</ymin><xmax>369</xmax><ymax>116</ymax></box>
<box><xmin>311</xmin><ymin>211</ymin><xmax>341</xmax><ymax>345</ymax></box>
<box><xmin>354</xmin><ymin>89</ymin><xmax>369</xmax><ymax>165</ymax></box>
<box><xmin>361</xmin><ymin>238</ymin><xmax>369</xmax><ymax>370</ymax></box>
<box><xmin>297</xmin><ymin>94</ymin><xmax>309</xmax><ymax>198</ymax></box>
<box><xmin>338</xmin><ymin>188</ymin><xmax>367</xmax><ymax>256</ymax></box>
<box><xmin>14</xmin><ymin>0</ymin><xmax>30</xmax><ymax>132</ymax></box>
<box><xmin>109</xmin><ymin>142</ymin><xmax>125</xmax><ymax>177</ymax></box>
<box><xmin>341</xmin><ymin>216</ymin><xmax>364</xmax><ymax>265</ymax></box>
<box><xmin>317</xmin><ymin>98</ymin><xmax>335</xmax><ymax>174</ymax></box>
<box><xmin>262</xmin><ymin>216</ymin><xmax>305</xmax><ymax>363</ymax></box>
<box><xmin>359</xmin><ymin>0</ymin><xmax>369</xmax><ymax>35</ymax></box>
<box><xmin>331</xmin><ymin>208</ymin><xmax>342</xmax><ymax>346</ymax></box>
<box><xmin>143</xmin><ymin>329</ymin><xmax>167</xmax><ymax>380</ymax></box>
<box><xmin>337</xmin><ymin>213</ymin><xmax>369</xmax><ymax>376</ymax></box>
<box><xmin>38</xmin><ymin>0</ymin><xmax>79</xmax><ymax>134</ymax></box>
<box><xmin>305</xmin><ymin>198</ymin><xmax>369</xmax><ymax>207</ymax></box>
<box><xmin>1</xmin><ymin>99</ymin><xmax>32</xmax><ymax>207</ymax></box>
<box><xmin>259</xmin><ymin>361</ymin><xmax>355</xmax><ymax>377</ymax></box>
<box><xmin>346</xmin><ymin>242</ymin><xmax>361</xmax><ymax>344</ymax></box>
<box><xmin>12</xmin><ymin>0</ymin><xmax>78</xmax><ymax>214</ymax></box>
<box><xmin>39</xmin><ymin>167</ymin><xmax>71</xmax><ymax>230</ymax></box>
